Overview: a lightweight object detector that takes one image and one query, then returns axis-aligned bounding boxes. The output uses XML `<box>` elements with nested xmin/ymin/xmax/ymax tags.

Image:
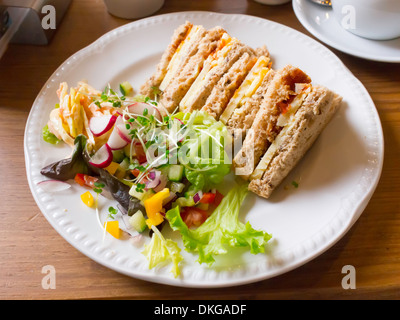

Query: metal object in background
<box><xmin>0</xmin><ymin>0</ymin><xmax>71</xmax><ymax>45</ymax></box>
<box><xmin>0</xmin><ymin>6</ymin><xmax>10</xmax><ymax>37</ymax></box>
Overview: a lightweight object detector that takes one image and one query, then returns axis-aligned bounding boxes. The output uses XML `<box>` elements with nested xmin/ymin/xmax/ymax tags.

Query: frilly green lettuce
<box><xmin>142</xmin><ymin>226</ymin><xmax>183</xmax><ymax>278</ymax></box>
<box><xmin>42</xmin><ymin>124</ymin><xmax>61</xmax><ymax>145</ymax></box>
<box><xmin>172</xmin><ymin>111</ymin><xmax>232</xmax><ymax>191</ymax></box>
<box><xmin>166</xmin><ymin>183</ymin><xmax>272</xmax><ymax>265</ymax></box>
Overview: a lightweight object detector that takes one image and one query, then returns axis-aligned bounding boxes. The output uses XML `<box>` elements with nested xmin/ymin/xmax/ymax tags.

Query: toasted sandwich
<box><xmin>233</xmin><ymin>65</ymin><xmax>342</xmax><ymax>198</ymax></box>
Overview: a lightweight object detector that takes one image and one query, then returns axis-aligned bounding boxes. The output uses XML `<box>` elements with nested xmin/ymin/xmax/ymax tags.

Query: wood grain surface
<box><xmin>0</xmin><ymin>0</ymin><xmax>399</xmax><ymax>300</ymax></box>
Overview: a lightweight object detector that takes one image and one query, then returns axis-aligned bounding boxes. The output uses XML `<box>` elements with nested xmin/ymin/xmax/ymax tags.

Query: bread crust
<box><xmin>226</xmin><ymin>69</ymin><xmax>276</xmax><ymax>140</ymax></box>
<box><xmin>233</xmin><ymin>65</ymin><xmax>311</xmax><ymax>177</ymax></box>
<box><xmin>140</xmin><ymin>21</ymin><xmax>193</xmax><ymax>99</ymax></box>
<box><xmin>201</xmin><ymin>53</ymin><xmax>257</xmax><ymax>120</ymax></box>
<box><xmin>179</xmin><ymin>41</ymin><xmax>255</xmax><ymax>113</ymax></box>
<box><xmin>159</xmin><ymin>26</ymin><xmax>226</xmax><ymax>113</ymax></box>
<box><xmin>248</xmin><ymin>86</ymin><xmax>342</xmax><ymax>198</ymax></box>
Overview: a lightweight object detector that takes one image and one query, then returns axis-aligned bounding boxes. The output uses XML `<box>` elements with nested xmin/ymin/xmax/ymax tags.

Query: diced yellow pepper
<box><xmin>81</xmin><ymin>191</ymin><xmax>94</xmax><ymax>207</ymax></box>
<box><xmin>145</xmin><ymin>212</ymin><xmax>164</xmax><ymax>229</ymax></box>
<box><xmin>144</xmin><ymin>188</ymin><xmax>170</xmax><ymax>219</ymax></box>
<box><xmin>104</xmin><ymin>220</ymin><xmax>121</xmax><ymax>239</ymax></box>
<box><xmin>105</xmin><ymin>162</ymin><xmax>120</xmax><ymax>175</ymax></box>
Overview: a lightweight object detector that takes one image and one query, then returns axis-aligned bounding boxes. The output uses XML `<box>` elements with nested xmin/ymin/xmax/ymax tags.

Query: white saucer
<box><xmin>292</xmin><ymin>0</ymin><xmax>400</xmax><ymax>63</ymax></box>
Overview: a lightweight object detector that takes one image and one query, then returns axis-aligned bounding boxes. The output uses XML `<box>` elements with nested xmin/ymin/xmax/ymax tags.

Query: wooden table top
<box><xmin>1</xmin><ymin>0</ymin><xmax>399</xmax><ymax>300</ymax></box>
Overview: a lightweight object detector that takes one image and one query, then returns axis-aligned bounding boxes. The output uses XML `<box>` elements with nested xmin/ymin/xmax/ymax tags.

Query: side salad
<box><xmin>39</xmin><ymin>81</ymin><xmax>271</xmax><ymax>277</ymax></box>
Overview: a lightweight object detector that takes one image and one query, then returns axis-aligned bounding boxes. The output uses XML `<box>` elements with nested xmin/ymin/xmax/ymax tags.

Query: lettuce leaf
<box><xmin>142</xmin><ymin>226</ymin><xmax>183</xmax><ymax>278</ymax></box>
<box><xmin>40</xmin><ymin>134</ymin><xmax>93</xmax><ymax>181</ymax></box>
<box><xmin>42</xmin><ymin>124</ymin><xmax>61</xmax><ymax>145</ymax></box>
<box><xmin>166</xmin><ymin>183</ymin><xmax>272</xmax><ymax>265</ymax></box>
<box><xmin>184</xmin><ymin>160</ymin><xmax>231</xmax><ymax>192</ymax></box>
<box><xmin>173</xmin><ymin>111</ymin><xmax>232</xmax><ymax>191</ymax></box>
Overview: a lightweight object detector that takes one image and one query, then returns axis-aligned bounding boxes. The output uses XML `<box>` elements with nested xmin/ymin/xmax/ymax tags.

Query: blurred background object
<box><xmin>103</xmin><ymin>0</ymin><xmax>164</xmax><ymax>19</ymax></box>
<box><xmin>0</xmin><ymin>6</ymin><xmax>10</xmax><ymax>37</ymax></box>
<box><xmin>253</xmin><ymin>0</ymin><xmax>291</xmax><ymax>5</ymax></box>
<box><xmin>309</xmin><ymin>0</ymin><xmax>331</xmax><ymax>6</ymax></box>
<box><xmin>0</xmin><ymin>0</ymin><xmax>71</xmax><ymax>47</ymax></box>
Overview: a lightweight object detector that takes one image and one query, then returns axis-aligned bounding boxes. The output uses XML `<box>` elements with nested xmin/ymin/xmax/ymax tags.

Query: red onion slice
<box><xmin>153</xmin><ymin>174</ymin><xmax>168</xmax><ymax>193</ymax></box>
<box><xmin>193</xmin><ymin>191</ymin><xmax>203</xmax><ymax>204</ymax></box>
<box><xmin>145</xmin><ymin>170</ymin><xmax>161</xmax><ymax>189</ymax></box>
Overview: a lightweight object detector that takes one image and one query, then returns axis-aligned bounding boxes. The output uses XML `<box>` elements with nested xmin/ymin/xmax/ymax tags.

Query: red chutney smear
<box><xmin>277</xmin><ymin>95</ymin><xmax>296</xmax><ymax>115</ymax></box>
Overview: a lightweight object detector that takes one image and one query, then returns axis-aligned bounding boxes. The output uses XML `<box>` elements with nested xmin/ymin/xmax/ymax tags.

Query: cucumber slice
<box><xmin>129</xmin><ymin>210</ymin><xmax>147</xmax><ymax>232</ymax></box>
<box><xmin>184</xmin><ymin>186</ymin><xmax>197</xmax><ymax>198</ymax></box>
<box><xmin>170</xmin><ymin>182</ymin><xmax>185</xmax><ymax>194</ymax></box>
<box><xmin>114</xmin><ymin>157</ymin><xmax>130</xmax><ymax>179</ymax></box>
<box><xmin>175</xmin><ymin>196</ymin><xmax>195</xmax><ymax>208</ymax></box>
<box><xmin>112</xmin><ymin>149</ymin><xmax>125</xmax><ymax>163</ymax></box>
<box><xmin>119</xmin><ymin>157</ymin><xmax>131</xmax><ymax>170</ymax></box>
<box><xmin>168</xmin><ymin>165</ymin><xmax>184</xmax><ymax>182</ymax></box>
<box><xmin>123</xmin><ymin>144</ymin><xmax>135</xmax><ymax>158</ymax></box>
<box><xmin>119</xmin><ymin>81</ymin><xmax>133</xmax><ymax>96</ymax></box>
<box><xmin>129</xmin><ymin>185</ymin><xmax>155</xmax><ymax>201</ymax></box>
<box><xmin>141</xmin><ymin>189</ymin><xmax>155</xmax><ymax>203</ymax></box>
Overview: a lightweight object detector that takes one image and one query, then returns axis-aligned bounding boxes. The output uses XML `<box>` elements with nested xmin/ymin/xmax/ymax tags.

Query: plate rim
<box><xmin>292</xmin><ymin>0</ymin><xmax>400</xmax><ymax>63</ymax></box>
<box><xmin>24</xmin><ymin>11</ymin><xmax>385</xmax><ymax>288</ymax></box>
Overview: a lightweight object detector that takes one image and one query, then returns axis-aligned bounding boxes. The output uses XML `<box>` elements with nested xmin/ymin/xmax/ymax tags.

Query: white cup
<box><xmin>103</xmin><ymin>0</ymin><xmax>164</xmax><ymax>19</ymax></box>
<box><xmin>331</xmin><ymin>0</ymin><xmax>400</xmax><ymax>40</ymax></box>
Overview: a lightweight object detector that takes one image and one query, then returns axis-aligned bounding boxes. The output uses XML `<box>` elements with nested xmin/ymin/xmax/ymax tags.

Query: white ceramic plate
<box><xmin>292</xmin><ymin>0</ymin><xmax>400</xmax><ymax>63</ymax></box>
<box><xmin>24</xmin><ymin>11</ymin><xmax>384</xmax><ymax>288</ymax></box>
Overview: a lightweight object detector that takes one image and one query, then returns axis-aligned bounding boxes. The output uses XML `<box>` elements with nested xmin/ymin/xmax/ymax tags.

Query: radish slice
<box><xmin>107</xmin><ymin>126</ymin><xmax>128</xmax><ymax>150</ymax></box>
<box><xmin>88</xmin><ymin>144</ymin><xmax>113</xmax><ymax>168</ymax></box>
<box><xmin>37</xmin><ymin>180</ymin><xmax>71</xmax><ymax>192</ymax></box>
<box><xmin>115</xmin><ymin>116</ymin><xmax>133</xmax><ymax>143</ymax></box>
<box><xmin>127</xmin><ymin>102</ymin><xmax>162</xmax><ymax>121</ymax></box>
<box><xmin>117</xmin><ymin>126</ymin><xmax>132</xmax><ymax>143</ymax></box>
<box><xmin>89</xmin><ymin>115</ymin><xmax>117</xmax><ymax>137</ymax></box>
